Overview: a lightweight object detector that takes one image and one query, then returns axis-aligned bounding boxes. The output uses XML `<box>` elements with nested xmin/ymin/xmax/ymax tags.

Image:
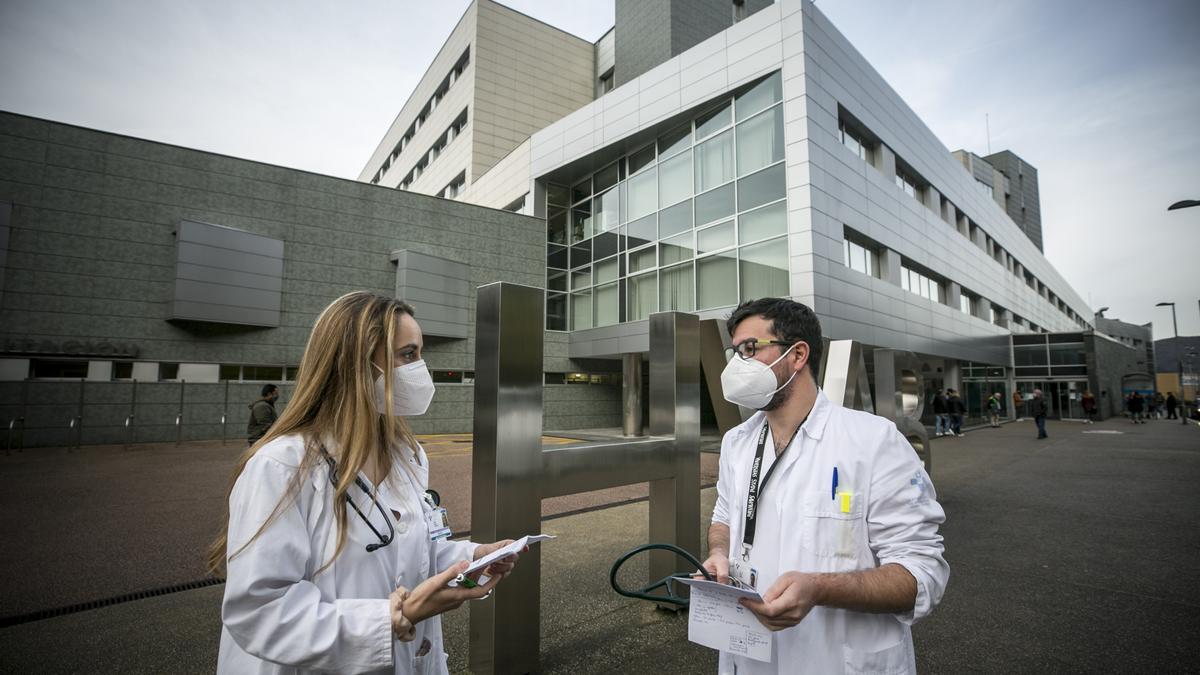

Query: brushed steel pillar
<box><xmin>621</xmin><ymin>352</ymin><xmax>643</xmax><ymax>437</ymax></box>
<box><xmin>469</xmin><ymin>282</ymin><xmax>544</xmax><ymax>675</ymax></box>
<box><xmin>648</xmin><ymin>311</ymin><xmax>700</xmax><ymax>598</ymax></box>
<box><xmin>469</xmin><ymin>289</ymin><xmax>701</xmax><ymax>672</ymax></box>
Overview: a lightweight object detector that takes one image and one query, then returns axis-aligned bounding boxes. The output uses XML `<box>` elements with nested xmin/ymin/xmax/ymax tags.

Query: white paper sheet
<box><xmin>678</xmin><ymin>577</ymin><xmax>773</xmax><ymax>663</ymax></box>
<box><xmin>449</xmin><ymin>534</ymin><xmax>556</xmax><ymax>585</ymax></box>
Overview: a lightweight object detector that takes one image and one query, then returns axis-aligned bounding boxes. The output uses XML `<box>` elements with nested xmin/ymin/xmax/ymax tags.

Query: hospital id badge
<box><xmin>425</xmin><ymin>506</ymin><xmax>451</xmax><ymax>541</ymax></box>
<box><xmin>730</xmin><ymin>558</ymin><xmax>758</xmax><ymax>590</ymax></box>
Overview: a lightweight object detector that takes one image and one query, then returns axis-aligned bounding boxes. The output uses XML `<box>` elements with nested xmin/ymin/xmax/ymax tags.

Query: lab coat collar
<box><xmin>801</xmin><ymin>389</ymin><xmax>832</xmax><ymax>440</ymax></box>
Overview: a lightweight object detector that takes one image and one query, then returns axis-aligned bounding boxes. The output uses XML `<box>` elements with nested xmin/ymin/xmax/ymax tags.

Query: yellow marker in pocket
<box><xmin>839</xmin><ymin>491</ymin><xmax>852</xmax><ymax>514</ymax></box>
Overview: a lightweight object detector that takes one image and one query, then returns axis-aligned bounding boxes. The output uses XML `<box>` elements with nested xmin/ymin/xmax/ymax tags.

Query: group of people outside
<box><xmin>931</xmin><ymin>389</ymin><xmax>966</xmax><ymax>437</ymax></box>
<box><xmin>1125</xmin><ymin>391</ymin><xmax>1180</xmax><ymax>423</ymax></box>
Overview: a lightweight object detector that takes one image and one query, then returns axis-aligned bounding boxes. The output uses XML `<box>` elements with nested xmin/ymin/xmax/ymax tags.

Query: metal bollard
<box><xmin>124</xmin><ymin>415</ymin><xmax>135</xmax><ymax>451</ymax></box>
<box><xmin>175</xmin><ymin>380</ymin><xmax>185</xmax><ymax>446</ymax></box>
<box><xmin>6</xmin><ymin>417</ymin><xmax>24</xmax><ymax>455</ymax></box>
<box><xmin>67</xmin><ymin>417</ymin><xmax>81</xmax><ymax>451</ymax></box>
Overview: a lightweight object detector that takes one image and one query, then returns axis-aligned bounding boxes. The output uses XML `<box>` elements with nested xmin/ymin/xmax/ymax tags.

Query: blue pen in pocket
<box><xmin>832</xmin><ymin>466</ymin><xmax>838</xmax><ymax>500</ymax></box>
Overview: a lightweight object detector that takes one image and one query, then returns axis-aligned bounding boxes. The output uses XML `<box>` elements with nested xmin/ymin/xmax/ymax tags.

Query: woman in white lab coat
<box><xmin>208</xmin><ymin>291</ymin><xmax>520</xmax><ymax>674</ymax></box>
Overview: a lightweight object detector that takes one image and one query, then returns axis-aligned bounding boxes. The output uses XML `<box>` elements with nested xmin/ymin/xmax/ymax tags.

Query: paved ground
<box><xmin>0</xmin><ymin>433</ymin><xmax>719</xmax><ymax>619</ymax></box>
<box><xmin>1</xmin><ymin>417</ymin><xmax>1198</xmax><ymax>672</ymax></box>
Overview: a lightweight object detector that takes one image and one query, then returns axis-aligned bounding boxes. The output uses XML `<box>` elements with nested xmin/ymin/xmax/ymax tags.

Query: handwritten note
<box><xmin>678</xmin><ymin>577</ymin><xmax>773</xmax><ymax>663</ymax></box>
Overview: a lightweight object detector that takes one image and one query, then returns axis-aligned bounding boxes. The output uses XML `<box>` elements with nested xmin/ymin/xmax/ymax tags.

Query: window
<box><xmin>736</xmin><ymin>106</ymin><xmax>783</xmax><ymax>175</ymax></box>
<box><xmin>895</xmin><ymin>170</ymin><xmax>919</xmax><ymax>199</ymax></box>
<box><xmin>734</xmin><ymin>72</ymin><xmax>781</xmax><ymax>122</ymax></box>
<box><xmin>697</xmin><ymin>251</ymin><xmax>738</xmax><ymax>309</ymax></box>
<box><xmin>839</xmin><ymin>120</ymin><xmax>870</xmax><ymax>161</ymax></box>
<box><xmin>976</xmin><ymin>179</ymin><xmax>994</xmax><ymax>198</ymax></box>
<box><xmin>739</xmin><ymin>238</ymin><xmax>789</xmax><ymax>300</ymax></box>
<box><xmin>658</xmin><ymin>150</ymin><xmax>692</xmax><ymax>207</ymax></box>
<box><xmin>598</xmin><ymin>68</ymin><xmax>615</xmax><ymax>95</ymax></box>
<box><xmin>959</xmin><ymin>292</ymin><xmax>974</xmax><ymax>316</ymax></box>
<box><xmin>160</xmin><ymin>363</ymin><xmax>180</xmax><ymax>381</ymax></box>
<box><xmin>736</xmin><ymin>163</ymin><xmax>785</xmax><ymax>212</ymax></box>
<box><xmin>842</xmin><ymin>237</ymin><xmax>876</xmax><ymax>277</ymax></box>
<box><xmin>739</xmin><ymin>201</ymin><xmax>786</xmax><ymax>244</ymax></box>
<box><xmin>695</xmin><ymin>129</ymin><xmax>734</xmax><ymax>192</ymax></box>
<box><xmin>733</xmin><ymin>0</ymin><xmax>748</xmax><ymax>22</ymax></box>
<box><xmin>30</xmin><ymin>359</ymin><xmax>87</xmax><ymax>379</ymax></box>
<box><xmin>431</xmin><ymin>370</ymin><xmax>464</xmax><ymax>384</ymax></box>
<box><xmin>900</xmin><ymin>265</ymin><xmax>943</xmax><ymax>303</ymax></box>
<box><xmin>660</xmin><ymin>262</ymin><xmax>694</xmax><ymax>312</ymax></box>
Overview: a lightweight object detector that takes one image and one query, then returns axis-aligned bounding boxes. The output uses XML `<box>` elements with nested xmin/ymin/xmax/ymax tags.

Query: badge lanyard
<box><xmin>741</xmin><ymin>414</ymin><xmax>808</xmax><ymax>561</ymax></box>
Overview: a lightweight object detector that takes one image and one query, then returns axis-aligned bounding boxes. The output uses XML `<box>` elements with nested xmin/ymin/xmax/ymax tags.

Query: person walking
<box><xmin>1029</xmin><ymin>389</ymin><xmax>1048</xmax><ymax>439</ymax></box>
<box><xmin>1129</xmin><ymin>392</ymin><xmax>1146</xmax><ymax>424</ymax></box>
<box><xmin>1153</xmin><ymin>392</ymin><xmax>1165</xmax><ymax>419</ymax></box>
<box><xmin>947</xmin><ymin>389</ymin><xmax>965</xmax><ymax>437</ymax></box>
<box><xmin>1012</xmin><ymin>391</ymin><xmax>1025</xmax><ymax>421</ymax></box>
<box><xmin>987</xmin><ymin>392</ymin><xmax>1002</xmax><ymax>427</ymax></box>
<box><xmin>246</xmin><ymin>384</ymin><xmax>280</xmax><ymax>445</ymax></box>
<box><xmin>1166</xmin><ymin>392</ymin><xmax>1179</xmax><ymax>420</ymax></box>
<box><xmin>1081</xmin><ymin>391</ymin><xmax>1097</xmax><ymax>424</ymax></box>
<box><xmin>932</xmin><ymin>389</ymin><xmax>949</xmax><ymax>437</ymax></box>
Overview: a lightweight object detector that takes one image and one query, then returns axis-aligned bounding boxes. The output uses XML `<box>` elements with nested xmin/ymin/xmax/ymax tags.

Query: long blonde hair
<box><xmin>207</xmin><ymin>291</ymin><xmax>420</xmax><ymax>577</ymax></box>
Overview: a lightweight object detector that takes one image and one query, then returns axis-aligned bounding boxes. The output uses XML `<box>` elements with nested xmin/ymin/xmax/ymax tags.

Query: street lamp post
<box><xmin>1155</xmin><ymin>301</ymin><xmax>1186</xmax><ymax>424</ymax></box>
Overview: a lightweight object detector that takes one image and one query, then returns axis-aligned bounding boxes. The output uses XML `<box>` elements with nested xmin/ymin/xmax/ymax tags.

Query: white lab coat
<box><xmin>712</xmin><ymin>391</ymin><xmax>948</xmax><ymax>674</ymax></box>
<box><xmin>217</xmin><ymin>434</ymin><xmax>479</xmax><ymax>675</ymax></box>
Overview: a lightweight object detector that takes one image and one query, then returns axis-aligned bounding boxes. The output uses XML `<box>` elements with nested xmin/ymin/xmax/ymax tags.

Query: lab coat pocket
<box><xmin>843</xmin><ymin>639</ymin><xmax>913</xmax><ymax>674</ymax></box>
<box><xmin>801</xmin><ymin>492</ymin><xmax>863</xmax><ymax>561</ymax></box>
<box><xmin>410</xmin><ymin>644</ymin><xmax>448</xmax><ymax>675</ymax></box>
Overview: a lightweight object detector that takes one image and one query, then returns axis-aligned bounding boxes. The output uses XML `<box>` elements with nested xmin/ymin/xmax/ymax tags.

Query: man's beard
<box><xmin>758</xmin><ymin>367</ymin><xmax>796</xmax><ymax>412</ymax></box>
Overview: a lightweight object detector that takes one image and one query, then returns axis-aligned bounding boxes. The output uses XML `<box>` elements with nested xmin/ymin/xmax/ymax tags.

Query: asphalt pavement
<box><xmin>1</xmin><ymin>417</ymin><xmax>1197</xmax><ymax>673</ymax></box>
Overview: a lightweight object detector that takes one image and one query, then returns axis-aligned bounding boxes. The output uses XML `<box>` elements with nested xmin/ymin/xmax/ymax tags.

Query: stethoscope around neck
<box><xmin>319</xmin><ymin>447</ymin><xmax>444</xmax><ymax>553</ymax></box>
<box><xmin>320</xmin><ymin>448</ymin><xmax>395</xmax><ymax>552</ymax></box>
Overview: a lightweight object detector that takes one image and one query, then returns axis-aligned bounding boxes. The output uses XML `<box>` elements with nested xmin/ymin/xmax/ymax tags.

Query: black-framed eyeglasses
<box><xmin>321</xmin><ymin>448</ymin><xmax>394</xmax><ymax>552</ymax></box>
<box><xmin>725</xmin><ymin>339</ymin><xmax>796</xmax><ymax>361</ymax></box>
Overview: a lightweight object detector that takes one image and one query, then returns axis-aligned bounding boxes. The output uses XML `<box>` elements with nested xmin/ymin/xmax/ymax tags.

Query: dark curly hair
<box><xmin>726</xmin><ymin>297</ymin><xmax>823</xmax><ymax>383</ymax></box>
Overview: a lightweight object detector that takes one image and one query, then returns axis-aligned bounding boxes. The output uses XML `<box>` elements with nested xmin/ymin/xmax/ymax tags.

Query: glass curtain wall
<box><xmin>544</xmin><ymin>72</ymin><xmax>787</xmax><ymax>331</ymax></box>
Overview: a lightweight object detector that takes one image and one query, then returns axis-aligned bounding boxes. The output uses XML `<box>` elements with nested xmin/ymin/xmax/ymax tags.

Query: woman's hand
<box><xmin>388</xmin><ymin>587</ymin><xmax>416</xmax><ymax>641</ymax></box>
<box><xmin>400</xmin><ymin>560</ymin><xmax>500</xmax><ymax>625</ymax></box>
<box><xmin>472</xmin><ymin>539</ymin><xmax>526</xmax><ymax>578</ymax></box>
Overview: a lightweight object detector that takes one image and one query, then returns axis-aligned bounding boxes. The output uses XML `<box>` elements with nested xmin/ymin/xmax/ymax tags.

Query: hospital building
<box><xmin>0</xmin><ymin>0</ymin><xmax>1150</xmax><ymax>447</ymax></box>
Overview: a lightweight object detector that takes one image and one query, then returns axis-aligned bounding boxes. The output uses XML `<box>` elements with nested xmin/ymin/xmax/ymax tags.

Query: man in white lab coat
<box><xmin>703</xmin><ymin>298</ymin><xmax>948</xmax><ymax>674</ymax></box>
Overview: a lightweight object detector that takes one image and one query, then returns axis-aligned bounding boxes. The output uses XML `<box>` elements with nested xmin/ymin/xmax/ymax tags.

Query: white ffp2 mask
<box><xmin>720</xmin><ymin>344</ymin><xmax>798</xmax><ymax>410</ymax></box>
<box><xmin>372</xmin><ymin>360</ymin><xmax>436</xmax><ymax>417</ymax></box>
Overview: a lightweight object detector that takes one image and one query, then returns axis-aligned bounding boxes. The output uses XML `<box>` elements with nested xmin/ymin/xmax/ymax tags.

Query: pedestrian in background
<box><xmin>1012</xmin><ymin>390</ymin><xmax>1024</xmax><ymax>421</ymax></box>
<box><xmin>1129</xmin><ymin>392</ymin><xmax>1146</xmax><ymax>424</ymax></box>
<box><xmin>1153</xmin><ymin>391</ymin><xmax>1165</xmax><ymax>419</ymax></box>
<box><xmin>1029</xmin><ymin>389</ymin><xmax>1048</xmax><ymax>439</ymax></box>
<box><xmin>1081</xmin><ymin>391</ymin><xmax>1097</xmax><ymax>424</ymax></box>
<box><xmin>987</xmin><ymin>392</ymin><xmax>1002</xmax><ymax>428</ymax></box>
<box><xmin>933</xmin><ymin>389</ymin><xmax>949</xmax><ymax>437</ymax></box>
<box><xmin>947</xmin><ymin>389</ymin><xmax>965</xmax><ymax>437</ymax></box>
<box><xmin>1166</xmin><ymin>392</ymin><xmax>1178</xmax><ymax>420</ymax></box>
<box><xmin>246</xmin><ymin>384</ymin><xmax>279</xmax><ymax>445</ymax></box>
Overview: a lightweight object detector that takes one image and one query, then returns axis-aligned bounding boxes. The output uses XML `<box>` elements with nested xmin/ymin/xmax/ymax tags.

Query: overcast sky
<box><xmin>1</xmin><ymin>0</ymin><xmax>1197</xmax><ymax>339</ymax></box>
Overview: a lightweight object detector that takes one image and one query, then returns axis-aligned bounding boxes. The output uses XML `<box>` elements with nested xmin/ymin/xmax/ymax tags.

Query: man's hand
<box><xmin>739</xmin><ymin>571</ymin><xmax>821</xmax><ymax>631</ymax></box>
<box><xmin>700</xmin><ymin>552</ymin><xmax>730</xmax><ymax>584</ymax></box>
